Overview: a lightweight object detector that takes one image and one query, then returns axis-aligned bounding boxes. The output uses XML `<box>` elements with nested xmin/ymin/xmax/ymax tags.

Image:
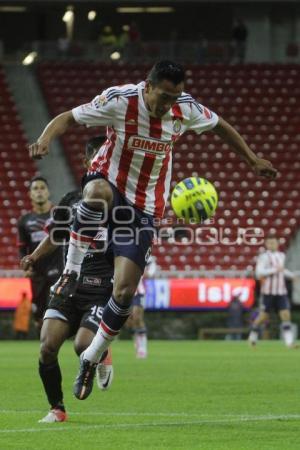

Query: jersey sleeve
<box><xmin>187</xmin><ymin>101</ymin><xmax>219</xmax><ymax>134</ymax></box>
<box><xmin>17</xmin><ymin>217</ymin><xmax>30</xmax><ymax>258</ymax></box>
<box><xmin>284</xmin><ymin>268</ymin><xmax>295</xmax><ymax>280</ymax></box>
<box><xmin>72</xmin><ymin>88</ymin><xmax>118</xmax><ymax>127</ymax></box>
<box><xmin>255</xmin><ymin>253</ymin><xmax>278</xmax><ymax>278</ymax></box>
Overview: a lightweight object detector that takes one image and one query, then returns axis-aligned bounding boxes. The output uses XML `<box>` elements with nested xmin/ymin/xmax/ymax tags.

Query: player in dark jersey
<box><xmin>21</xmin><ymin>136</ymin><xmax>114</xmax><ymax>423</ymax></box>
<box><xmin>18</xmin><ymin>177</ymin><xmax>63</xmax><ymax>329</ymax></box>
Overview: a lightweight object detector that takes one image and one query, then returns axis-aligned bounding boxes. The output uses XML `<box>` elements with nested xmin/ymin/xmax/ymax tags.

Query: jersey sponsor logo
<box><xmin>82</xmin><ymin>276</ymin><xmax>102</xmax><ymax>286</ymax></box>
<box><xmin>30</xmin><ymin>230</ymin><xmax>47</xmax><ymax>242</ymax></box>
<box><xmin>26</xmin><ymin>220</ymin><xmax>43</xmax><ymax>226</ymax></box>
<box><xmin>128</xmin><ymin>136</ymin><xmax>172</xmax><ymax>155</ymax></box>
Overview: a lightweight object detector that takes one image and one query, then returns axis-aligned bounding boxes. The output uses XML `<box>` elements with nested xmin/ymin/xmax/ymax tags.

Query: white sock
<box><xmin>83</xmin><ymin>324</ymin><xmax>117</xmax><ymax>364</ymax></box>
<box><xmin>282</xmin><ymin>322</ymin><xmax>294</xmax><ymax>347</ymax></box>
<box><xmin>248</xmin><ymin>330</ymin><xmax>259</xmax><ymax>344</ymax></box>
<box><xmin>64</xmin><ymin>201</ymin><xmax>106</xmax><ymax>276</ymax></box>
<box><xmin>137</xmin><ymin>334</ymin><xmax>147</xmax><ymax>353</ymax></box>
<box><xmin>64</xmin><ymin>232</ymin><xmax>92</xmax><ymax>275</ymax></box>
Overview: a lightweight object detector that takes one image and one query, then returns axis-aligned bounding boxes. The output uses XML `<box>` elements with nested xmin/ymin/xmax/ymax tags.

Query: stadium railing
<box><xmin>27</xmin><ymin>40</ymin><xmax>232</xmax><ymax>64</ymax></box>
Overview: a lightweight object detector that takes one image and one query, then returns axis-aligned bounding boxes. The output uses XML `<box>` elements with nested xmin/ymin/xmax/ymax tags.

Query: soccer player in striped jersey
<box><xmin>248</xmin><ymin>234</ymin><xmax>299</xmax><ymax>348</ymax></box>
<box><xmin>29</xmin><ymin>60</ymin><xmax>277</xmax><ymax>399</ymax></box>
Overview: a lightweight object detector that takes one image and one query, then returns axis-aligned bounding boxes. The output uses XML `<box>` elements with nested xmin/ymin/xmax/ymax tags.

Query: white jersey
<box><xmin>255</xmin><ymin>250</ymin><xmax>294</xmax><ymax>295</ymax></box>
<box><xmin>72</xmin><ymin>81</ymin><xmax>218</xmax><ymax>218</ymax></box>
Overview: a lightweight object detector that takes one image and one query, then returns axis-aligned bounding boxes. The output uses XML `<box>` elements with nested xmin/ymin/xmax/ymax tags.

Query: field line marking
<box><xmin>1</xmin><ymin>414</ymin><xmax>300</xmax><ymax>433</ymax></box>
<box><xmin>0</xmin><ymin>410</ymin><xmax>208</xmax><ymax>417</ymax></box>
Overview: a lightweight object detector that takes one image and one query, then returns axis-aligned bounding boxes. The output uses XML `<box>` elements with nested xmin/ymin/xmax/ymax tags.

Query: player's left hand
<box><xmin>20</xmin><ymin>255</ymin><xmax>35</xmax><ymax>278</ymax></box>
<box><xmin>28</xmin><ymin>138</ymin><xmax>50</xmax><ymax>160</ymax></box>
<box><xmin>251</xmin><ymin>158</ymin><xmax>277</xmax><ymax>179</ymax></box>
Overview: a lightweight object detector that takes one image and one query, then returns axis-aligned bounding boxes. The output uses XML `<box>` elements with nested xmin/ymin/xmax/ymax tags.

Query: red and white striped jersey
<box><xmin>72</xmin><ymin>81</ymin><xmax>218</xmax><ymax>218</ymax></box>
<box><xmin>255</xmin><ymin>250</ymin><xmax>294</xmax><ymax>295</ymax></box>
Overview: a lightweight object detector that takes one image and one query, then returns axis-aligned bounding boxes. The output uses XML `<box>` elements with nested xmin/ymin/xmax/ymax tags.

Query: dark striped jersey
<box><xmin>48</xmin><ymin>190</ymin><xmax>114</xmax><ymax>293</ymax></box>
<box><xmin>18</xmin><ymin>210</ymin><xmax>64</xmax><ymax>278</ymax></box>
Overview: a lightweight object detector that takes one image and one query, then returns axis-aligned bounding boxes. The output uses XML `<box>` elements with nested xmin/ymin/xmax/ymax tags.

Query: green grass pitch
<box><xmin>0</xmin><ymin>340</ymin><xmax>300</xmax><ymax>450</ymax></box>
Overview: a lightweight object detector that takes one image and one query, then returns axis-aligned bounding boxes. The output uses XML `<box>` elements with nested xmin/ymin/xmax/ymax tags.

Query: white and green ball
<box><xmin>171</xmin><ymin>177</ymin><xmax>218</xmax><ymax>223</ymax></box>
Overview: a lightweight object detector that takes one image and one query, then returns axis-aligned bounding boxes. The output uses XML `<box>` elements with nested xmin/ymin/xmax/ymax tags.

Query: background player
<box><xmin>18</xmin><ymin>177</ymin><xmax>63</xmax><ymax>330</ymax></box>
<box><xmin>28</xmin><ymin>60</ymin><xmax>277</xmax><ymax>399</ymax></box>
<box><xmin>248</xmin><ymin>233</ymin><xmax>299</xmax><ymax>348</ymax></box>
<box><xmin>128</xmin><ymin>256</ymin><xmax>157</xmax><ymax>358</ymax></box>
<box><xmin>21</xmin><ymin>136</ymin><xmax>114</xmax><ymax>423</ymax></box>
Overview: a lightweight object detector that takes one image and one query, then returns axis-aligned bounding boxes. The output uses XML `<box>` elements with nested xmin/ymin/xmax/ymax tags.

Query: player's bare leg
<box><xmin>38</xmin><ymin>319</ymin><xmax>70</xmax><ymax>422</ymax></box>
<box><xmin>74</xmin><ymin>256</ymin><xmax>142</xmax><ymax>399</ymax></box>
<box><xmin>75</xmin><ymin>327</ymin><xmax>114</xmax><ymax>390</ymax></box>
<box><xmin>248</xmin><ymin>311</ymin><xmax>269</xmax><ymax>347</ymax></box>
<box><xmin>131</xmin><ymin>305</ymin><xmax>148</xmax><ymax>358</ymax></box>
<box><xmin>279</xmin><ymin>309</ymin><xmax>298</xmax><ymax>348</ymax></box>
<box><xmin>54</xmin><ymin>179</ymin><xmax>113</xmax><ymax>298</ymax></box>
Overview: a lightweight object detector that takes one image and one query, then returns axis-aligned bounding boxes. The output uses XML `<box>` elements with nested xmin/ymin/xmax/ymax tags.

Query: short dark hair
<box><xmin>147</xmin><ymin>60</ymin><xmax>185</xmax><ymax>86</ymax></box>
<box><xmin>85</xmin><ymin>136</ymin><xmax>106</xmax><ymax>160</ymax></box>
<box><xmin>29</xmin><ymin>176</ymin><xmax>49</xmax><ymax>188</ymax></box>
<box><xmin>266</xmin><ymin>233</ymin><xmax>277</xmax><ymax>240</ymax></box>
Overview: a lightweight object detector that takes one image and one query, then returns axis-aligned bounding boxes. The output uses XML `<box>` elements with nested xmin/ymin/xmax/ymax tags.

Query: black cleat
<box><xmin>52</xmin><ymin>271</ymin><xmax>79</xmax><ymax>299</ymax></box>
<box><xmin>73</xmin><ymin>356</ymin><xmax>97</xmax><ymax>400</ymax></box>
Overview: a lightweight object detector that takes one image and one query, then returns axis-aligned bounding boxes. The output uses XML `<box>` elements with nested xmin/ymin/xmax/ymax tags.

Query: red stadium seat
<box><xmin>0</xmin><ymin>67</ymin><xmax>38</xmax><ymax>269</ymax></box>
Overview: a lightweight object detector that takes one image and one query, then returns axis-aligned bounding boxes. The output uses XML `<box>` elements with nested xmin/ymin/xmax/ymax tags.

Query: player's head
<box><xmin>265</xmin><ymin>233</ymin><xmax>279</xmax><ymax>252</ymax></box>
<box><xmin>84</xmin><ymin>135</ymin><xmax>106</xmax><ymax>168</ymax></box>
<box><xmin>145</xmin><ymin>60</ymin><xmax>185</xmax><ymax>118</ymax></box>
<box><xmin>29</xmin><ymin>176</ymin><xmax>50</xmax><ymax>205</ymax></box>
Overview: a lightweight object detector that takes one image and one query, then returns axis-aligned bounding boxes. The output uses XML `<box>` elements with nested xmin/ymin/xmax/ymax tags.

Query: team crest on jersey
<box><xmin>173</xmin><ymin>119</ymin><xmax>182</xmax><ymax>134</ymax></box>
<box><xmin>98</xmin><ymin>95</ymin><xmax>108</xmax><ymax>106</ymax></box>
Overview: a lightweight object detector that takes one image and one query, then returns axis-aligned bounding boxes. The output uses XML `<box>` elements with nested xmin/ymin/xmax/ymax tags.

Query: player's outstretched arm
<box><xmin>28</xmin><ymin>111</ymin><xmax>76</xmax><ymax>160</ymax></box>
<box><xmin>213</xmin><ymin>117</ymin><xmax>277</xmax><ymax>179</ymax></box>
<box><xmin>284</xmin><ymin>268</ymin><xmax>299</xmax><ymax>280</ymax></box>
<box><xmin>20</xmin><ymin>235</ymin><xmax>58</xmax><ymax>277</ymax></box>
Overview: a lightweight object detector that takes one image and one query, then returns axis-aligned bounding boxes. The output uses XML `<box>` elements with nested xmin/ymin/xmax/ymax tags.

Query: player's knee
<box><xmin>74</xmin><ymin>343</ymin><xmax>86</xmax><ymax>357</ymax></box>
<box><xmin>132</xmin><ymin>307</ymin><xmax>143</xmax><ymax>325</ymax></box>
<box><xmin>83</xmin><ymin>179</ymin><xmax>113</xmax><ymax>210</ymax></box>
<box><xmin>74</xmin><ymin>339</ymin><xmax>92</xmax><ymax>356</ymax></box>
<box><xmin>136</xmin><ymin>317</ymin><xmax>144</xmax><ymax>328</ymax></box>
<box><xmin>280</xmin><ymin>310</ymin><xmax>290</xmax><ymax>321</ymax></box>
<box><xmin>113</xmin><ymin>284</ymin><xmax>136</xmax><ymax>306</ymax></box>
<box><xmin>40</xmin><ymin>340</ymin><xmax>59</xmax><ymax>364</ymax></box>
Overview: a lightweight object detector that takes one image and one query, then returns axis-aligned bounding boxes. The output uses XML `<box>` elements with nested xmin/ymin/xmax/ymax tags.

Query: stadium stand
<box><xmin>0</xmin><ymin>66</ymin><xmax>36</xmax><ymax>269</ymax></box>
<box><xmin>37</xmin><ymin>63</ymin><xmax>300</xmax><ymax>271</ymax></box>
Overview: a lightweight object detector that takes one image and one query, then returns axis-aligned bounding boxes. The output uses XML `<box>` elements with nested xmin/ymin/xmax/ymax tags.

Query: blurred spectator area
<box><xmin>0</xmin><ymin>66</ymin><xmax>37</xmax><ymax>270</ymax></box>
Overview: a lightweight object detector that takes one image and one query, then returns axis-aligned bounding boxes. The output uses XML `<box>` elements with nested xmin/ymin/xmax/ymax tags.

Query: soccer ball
<box><xmin>171</xmin><ymin>177</ymin><xmax>218</xmax><ymax>223</ymax></box>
